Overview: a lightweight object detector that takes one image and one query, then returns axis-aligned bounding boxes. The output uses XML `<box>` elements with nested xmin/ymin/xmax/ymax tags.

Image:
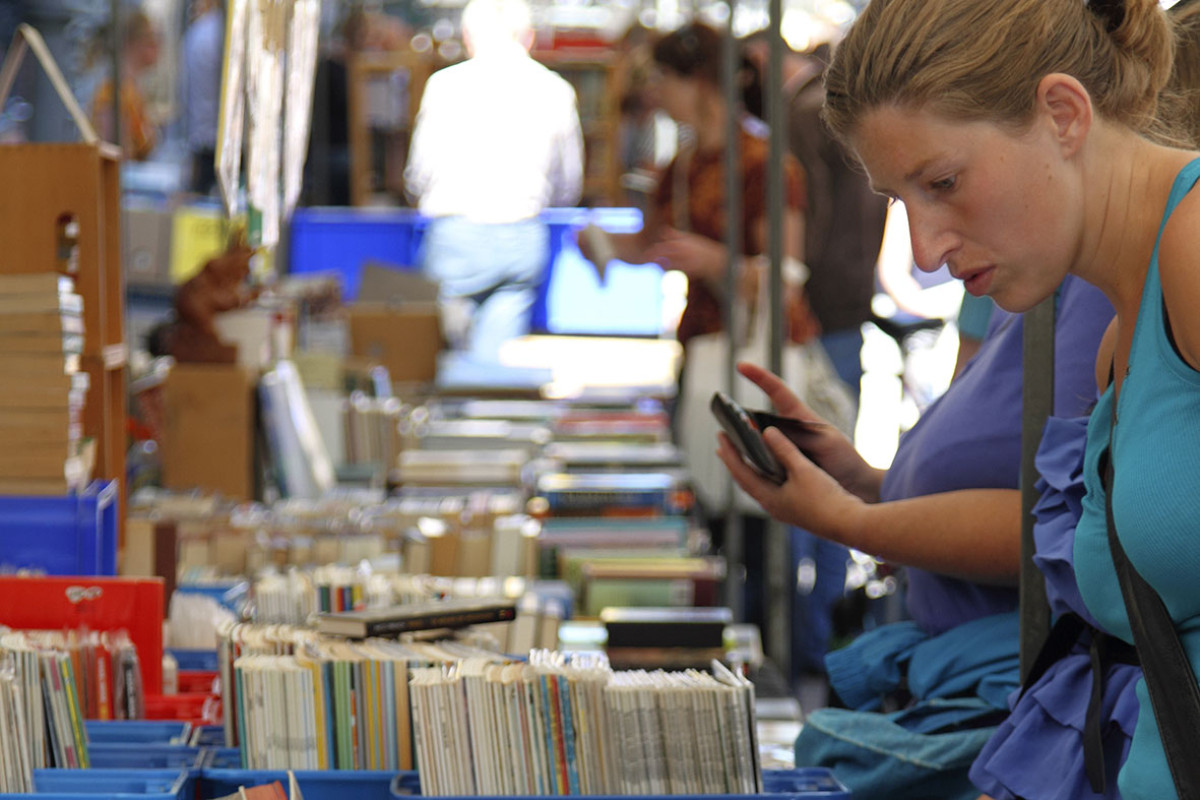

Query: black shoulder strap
<box><xmin>1104</xmin><ymin>399</ymin><xmax>1200</xmax><ymax>798</ymax></box>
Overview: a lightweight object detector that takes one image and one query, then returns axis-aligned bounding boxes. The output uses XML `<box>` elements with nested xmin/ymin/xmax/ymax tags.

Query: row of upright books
<box><xmin>215</xmin><ymin>619</ymin><xmax>763</xmax><ymax>797</ymax></box>
<box><xmin>0</xmin><ymin>626</ymin><xmax>146</xmax><ymax>791</ymax></box>
<box><xmin>0</xmin><ymin>272</ymin><xmax>91</xmax><ymax>495</ymax></box>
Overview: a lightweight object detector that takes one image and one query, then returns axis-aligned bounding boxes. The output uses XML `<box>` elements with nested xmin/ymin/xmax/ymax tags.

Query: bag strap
<box><xmin>0</xmin><ymin>24</ymin><xmax>100</xmax><ymax>144</ymax></box>
<box><xmin>1104</xmin><ymin>393</ymin><xmax>1200</xmax><ymax>798</ymax></box>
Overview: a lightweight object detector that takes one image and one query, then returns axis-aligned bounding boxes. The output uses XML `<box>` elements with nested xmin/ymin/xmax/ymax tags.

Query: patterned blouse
<box><xmin>653</xmin><ymin>122</ymin><xmax>809</xmax><ymax>346</ymax></box>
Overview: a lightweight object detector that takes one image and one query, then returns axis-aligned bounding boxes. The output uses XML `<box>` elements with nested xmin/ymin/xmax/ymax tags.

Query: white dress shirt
<box><xmin>404</xmin><ymin>44</ymin><xmax>584</xmax><ymax>224</ymax></box>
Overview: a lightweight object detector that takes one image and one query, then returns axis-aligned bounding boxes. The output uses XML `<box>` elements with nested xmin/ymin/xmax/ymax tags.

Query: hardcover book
<box><xmin>316</xmin><ymin>597</ymin><xmax>518</xmax><ymax>638</ymax></box>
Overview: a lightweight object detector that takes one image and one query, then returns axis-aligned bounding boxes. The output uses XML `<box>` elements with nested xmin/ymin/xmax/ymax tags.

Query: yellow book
<box><xmin>296</xmin><ymin>651</ymin><xmax>329</xmax><ymax>770</ymax></box>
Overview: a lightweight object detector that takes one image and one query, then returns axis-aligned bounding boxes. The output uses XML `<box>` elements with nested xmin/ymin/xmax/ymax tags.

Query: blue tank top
<box><xmin>1075</xmin><ymin>157</ymin><xmax>1200</xmax><ymax>800</ymax></box>
<box><xmin>882</xmin><ymin>275</ymin><xmax>1113</xmax><ymax>635</ymax></box>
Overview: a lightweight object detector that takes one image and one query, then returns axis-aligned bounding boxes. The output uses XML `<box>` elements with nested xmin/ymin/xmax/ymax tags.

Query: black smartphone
<box><xmin>710</xmin><ymin>391</ymin><xmax>787</xmax><ymax>485</ymax></box>
<box><xmin>747</xmin><ymin>410</ymin><xmax>827</xmax><ymax>452</ymax></box>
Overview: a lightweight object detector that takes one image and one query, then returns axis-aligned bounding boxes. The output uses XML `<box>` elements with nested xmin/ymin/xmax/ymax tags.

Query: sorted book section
<box><xmin>217</xmin><ymin>623</ymin><xmax>509</xmax><ymax>769</ymax></box>
<box><xmin>0</xmin><ymin>627</ymin><xmax>107</xmax><ymax>791</ymax></box>
<box><xmin>410</xmin><ymin>652</ymin><xmax>762</xmax><ymax>796</ymax></box>
<box><xmin>0</xmin><ymin>273</ymin><xmax>91</xmax><ymax>494</ymax></box>
<box><xmin>218</xmin><ymin>622</ymin><xmax>764</xmax><ymax>797</ymax></box>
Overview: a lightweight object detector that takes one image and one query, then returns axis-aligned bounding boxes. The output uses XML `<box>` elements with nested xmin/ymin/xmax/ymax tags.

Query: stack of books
<box><xmin>0</xmin><ymin>274</ymin><xmax>89</xmax><ymax>495</ymax></box>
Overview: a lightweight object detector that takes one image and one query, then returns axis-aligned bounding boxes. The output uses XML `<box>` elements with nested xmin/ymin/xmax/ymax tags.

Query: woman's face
<box><xmin>652</xmin><ymin>66</ymin><xmax>701</xmax><ymax>127</ymax></box>
<box><xmin>852</xmin><ymin>104</ymin><xmax>1083</xmax><ymax>313</ymax></box>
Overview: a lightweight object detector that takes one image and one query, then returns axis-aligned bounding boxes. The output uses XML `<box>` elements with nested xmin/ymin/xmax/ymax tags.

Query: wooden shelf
<box><xmin>347</xmin><ymin>51</ymin><xmax>433</xmax><ymax>208</ymax></box>
<box><xmin>0</xmin><ymin>142</ymin><xmax>127</xmax><ymax>520</ymax></box>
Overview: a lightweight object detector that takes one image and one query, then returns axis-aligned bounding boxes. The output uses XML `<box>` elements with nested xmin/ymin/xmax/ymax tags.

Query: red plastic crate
<box><xmin>0</xmin><ymin>575</ymin><xmax>164</xmax><ymax>694</ymax></box>
<box><xmin>176</xmin><ymin>670</ymin><xmax>219</xmax><ymax>694</ymax></box>
<box><xmin>144</xmin><ymin>692</ymin><xmax>222</xmax><ymax>726</ymax></box>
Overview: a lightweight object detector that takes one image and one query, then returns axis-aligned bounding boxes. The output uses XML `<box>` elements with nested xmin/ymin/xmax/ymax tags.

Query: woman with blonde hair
<box><xmin>721</xmin><ymin>0</ymin><xmax>1200</xmax><ymax>797</ymax></box>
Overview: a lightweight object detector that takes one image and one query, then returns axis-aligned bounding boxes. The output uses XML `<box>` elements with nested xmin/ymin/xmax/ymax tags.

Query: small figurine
<box><xmin>161</xmin><ymin>233</ymin><xmax>257</xmax><ymax>363</ymax></box>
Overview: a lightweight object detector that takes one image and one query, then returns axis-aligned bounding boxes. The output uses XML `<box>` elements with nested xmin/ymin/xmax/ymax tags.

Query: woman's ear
<box><xmin>1036</xmin><ymin>73</ymin><xmax>1093</xmax><ymax>157</ymax></box>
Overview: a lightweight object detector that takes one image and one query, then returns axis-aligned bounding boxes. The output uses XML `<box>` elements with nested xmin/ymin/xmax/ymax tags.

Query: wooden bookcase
<box><xmin>0</xmin><ymin>143</ymin><xmax>128</xmax><ymax>507</ymax></box>
<box><xmin>0</xmin><ymin>26</ymin><xmax>126</xmax><ymax>536</ymax></box>
<box><xmin>347</xmin><ymin>51</ymin><xmax>433</xmax><ymax>208</ymax></box>
<box><xmin>535</xmin><ymin>50</ymin><xmax>624</xmax><ymax>207</ymax></box>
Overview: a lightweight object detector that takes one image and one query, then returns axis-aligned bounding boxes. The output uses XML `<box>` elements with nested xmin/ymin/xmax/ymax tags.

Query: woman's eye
<box><xmin>930</xmin><ymin>175</ymin><xmax>957</xmax><ymax>192</ymax></box>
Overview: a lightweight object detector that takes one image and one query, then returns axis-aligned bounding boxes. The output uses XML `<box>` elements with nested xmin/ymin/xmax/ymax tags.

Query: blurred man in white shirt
<box><xmin>404</xmin><ymin>0</ymin><xmax>584</xmax><ymax>362</ymax></box>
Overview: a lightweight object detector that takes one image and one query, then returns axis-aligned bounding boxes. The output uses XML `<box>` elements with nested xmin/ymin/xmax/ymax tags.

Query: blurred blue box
<box><xmin>0</xmin><ymin>481</ymin><xmax>117</xmax><ymax>575</ymax></box>
<box><xmin>174</xmin><ymin>579</ymin><xmax>249</xmax><ymax>615</ymax></box>
<box><xmin>23</xmin><ymin>768</ymin><xmax>190</xmax><ymax>800</ymax></box>
<box><xmin>85</xmin><ymin>720</ymin><xmax>192</xmax><ymax>745</ymax></box>
<box><xmin>88</xmin><ymin>744</ymin><xmax>207</xmax><ymax>770</ymax></box>
<box><xmin>200</xmin><ymin>769</ymin><xmax>406</xmax><ymax>800</ymax></box>
<box><xmin>286</xmin><ymin>207</ymin><xmax>663</xmax><ymax>337</ymax></box>
<box><xmin>166</xmin><ymin>647</ymin><xmax>220</xmax><ymax>672</ymax></box>
<box><xmin>187</xmin><ymin>725</ymin><xmax>226</xmax><ymax>748</ymax></box>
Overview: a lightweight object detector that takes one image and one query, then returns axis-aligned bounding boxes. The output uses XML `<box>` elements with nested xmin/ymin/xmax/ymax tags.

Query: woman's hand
<box><xmin>717</xmin><ymin>425</ymin><xmax>866</xmax><ymax>546</ymax></box>
<box><xmin>735</xmin><ymin>362</ymin><xmax>882</xmax><ymax>501</ymax></box>
<box><xmin>645</xmin><ymin>228</ymin><xmax>726</xmax><ymax>281</ymax></box>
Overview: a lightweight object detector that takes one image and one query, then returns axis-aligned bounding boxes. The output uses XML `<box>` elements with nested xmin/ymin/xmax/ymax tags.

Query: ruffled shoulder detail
<box><xmin>1030</xmin><ymin>415</ymin><xmax>1101</xmax><ymax>626</ymax></box>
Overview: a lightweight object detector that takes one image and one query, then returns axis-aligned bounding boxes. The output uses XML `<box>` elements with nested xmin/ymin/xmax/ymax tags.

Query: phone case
<box><xmin>710</xmin><ymin>391</ymin><xmax>787</xmax><ymax>485</ymax></box>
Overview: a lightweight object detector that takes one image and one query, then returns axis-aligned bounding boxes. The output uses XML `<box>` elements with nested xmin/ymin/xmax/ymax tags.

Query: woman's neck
<box><xmin>1074</xmin><ymin>129</ymin><xmax>1171</xmax><ymax>315</ymax></box>
<box><xmin>692</xmin><ymin>94</ymin><xmax>730</xmax><ymax>153</ymax></box>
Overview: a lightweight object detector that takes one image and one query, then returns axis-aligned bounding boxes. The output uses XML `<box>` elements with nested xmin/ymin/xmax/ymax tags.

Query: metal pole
<box><xmin>1019</xmin><ymin>296</ymin><xmax>1055</xmax><ymax>679</ymax></box>
<box><xmin>763</xmin><ymin>0</ymin><xmax>791</xmax><ymax>677</ymax></box>
<box><xmin>721</xmin><ymin>0</ymin><xmax>744</xmax><ymax>619</ymax></box>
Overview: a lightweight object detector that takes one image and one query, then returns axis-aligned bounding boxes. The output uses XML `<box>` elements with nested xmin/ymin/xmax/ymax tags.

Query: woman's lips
<box><xmin>959</xmin><ymin>266</ymin><xmax>995</xmax><ymax>297</ymax></box>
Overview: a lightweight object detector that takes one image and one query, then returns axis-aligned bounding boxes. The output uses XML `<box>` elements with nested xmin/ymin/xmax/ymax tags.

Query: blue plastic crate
<box><xmin>22</xmin><ymin>768</ymin><xmax>189</xmax><ymax>800</ymax></box>
<box><xmin>384</xmin><ymin>768</ymin><xmax>849</xmax><ymax>799</ymax></box>
<box><xmin>187</xmin><ymin>725</ymin><xmax>227</xmax><ymax>748</ymax></box>
<box><xmin>285</xmin><ymin>207</ymin><xmax>663</xmax><ymax>337</ymax></box>
<box><xmin>0</xmin><ymin>480</ymin><xmax>117</xmax><ymax>575</ymax></box>
<box><xmin>199</xmin><ymin>768</ymin><xmax>406</xmax><ymax>800</ymax></box>
<box><xmin>203</xmin><ymin>748</ymin><xmax>243</xmax><ymax>769</ymax></box>
<box><xmin>287</xmin><ymin>208</ymin><xmax>427</xmax><ymax>300</ymax></box>
<box><xmin>167</xmin><ymin>647</ymin><xmax>220</xmax><ymax>672</ymax></box>
<box><xmin>87</xmin><ymin>744</ymin><xmax>207</xmax><ymax>770</ymax></box>
<box><xmin>84</xmin><ymin>720</ymin><xmax>192</xmax><ymax>745</ymax></box>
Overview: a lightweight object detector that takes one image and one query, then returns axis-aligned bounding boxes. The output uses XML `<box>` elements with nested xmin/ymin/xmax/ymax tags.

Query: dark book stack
<box><xmin>314</xmin><ymin>596</ymin><xmax>518</xmax><ymax>639</ymax></box>
<box><xmin>600</xmin><ymin>606</ymin><xmax>734</xmax><ymax>670</ymax></box>
<box><xmin>0</xmin><ymin>274</ymin><xmax>89</xmax><ymax>494</ymax></box>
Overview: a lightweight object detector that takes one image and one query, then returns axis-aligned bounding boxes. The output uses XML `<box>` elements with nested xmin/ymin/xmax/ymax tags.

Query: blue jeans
<box><xmin>819</xmin><ymin>327</ymin><xmax>865</xmax><ymax>405</ymax></box>
<box><xmin>791</xmin><ymin>526</ymin><xmax>850</xmax><ymax>675</ymax></box>
<box><xmin>420</xmin><ymin>217</ymin><xmax>549</xmax><ymax>363</ymax></box>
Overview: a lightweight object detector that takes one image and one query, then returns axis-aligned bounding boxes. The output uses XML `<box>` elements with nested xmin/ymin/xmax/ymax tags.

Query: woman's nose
<box><xmin>908</xmin><ymin>210</ymin><xmax>956</xmax><ymax>273</ymax></box>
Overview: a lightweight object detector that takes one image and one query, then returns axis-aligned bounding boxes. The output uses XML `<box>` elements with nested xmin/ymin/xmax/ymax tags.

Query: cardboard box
<box><xmin>123</xmin><ymin>204</ymin><xmax>173</xmax><ymax>288</ymax></box>
<box><xmin>162</xmin><ymin>363</ymin><xmax>256</xmax><ymax>500</ymax></box>
<box><xmin>347</xmin><ymin>302</ymin><xmax>442</xmax><ymax>383</ymax></box>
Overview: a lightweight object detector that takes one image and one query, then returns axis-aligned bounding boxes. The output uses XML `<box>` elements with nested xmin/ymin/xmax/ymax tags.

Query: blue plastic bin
<box><xmin>0</xmin><ymin>480</ymin><xmax>117</xmax><ymax>575</ymax></box>
<box><xmin>203</xmin><ymin>748</ymin><xmax>243</xmax><ymax>769</ymax></box>
<box><xmin>384</xmin><ymin>769</ymin><xmax>849</xmax><ymax>799</ymax></box>
<box><xmin>188</xmin><ymin>725</ymin><xmax>227</xmax><ymax>748</ymax></box>
<box><xmin>287</xmin><ymin>208</ymin><xmax>428</xmax><ymax>300</ymax></box>
<box><xmin>21</xmin><ymin>768</ymin><xmax>190</xmax><ymax>800</ymax></box>
<box><xmin>166</xmin><ymin>648</ymin><xmax>220</xmax><ymax>672</ymax></box>
<box><xmin>199</xmin><ymin>768</ymin><xmax>406</xmax><ymax>800</ymax></box>
<box><xmin>84</xmin><ymin>720</ymin><xmax>192</xmax><ymax>745</ymax></box>
<box><xmin>87</xmin><ymin>744</ymin><xmax>207</xmax><ymax>770</ymax></box>
<box><xmin>285</xmin><ymin>207</ymin><xmax>662</xmax><ymax>337</ymax></box>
